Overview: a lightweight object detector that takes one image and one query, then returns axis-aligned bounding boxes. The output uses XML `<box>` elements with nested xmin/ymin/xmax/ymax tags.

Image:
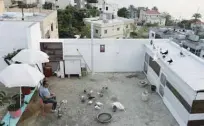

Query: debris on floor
<box><xmin>141</xmin><ymin>90</ymin><xmax>149</xmax><ymax>102</ymax></box>
<box><xmin>111</xmin><ymin>96</ymin><xmax>118</xmax><ymax>102</ymax></box>
<box><xmin>126</xmin><ymin>74</ymin><xmax>138</xmax><ymax>78</ymax></box>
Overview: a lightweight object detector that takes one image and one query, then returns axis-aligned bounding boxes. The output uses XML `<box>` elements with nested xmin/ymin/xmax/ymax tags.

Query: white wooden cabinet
<box><xmin>64</xmin><ymin>60</ymin><xmax>81</xmax><ymax>77</ymax></box>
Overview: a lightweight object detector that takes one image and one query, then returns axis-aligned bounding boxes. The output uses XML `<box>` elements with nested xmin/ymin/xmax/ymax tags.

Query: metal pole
<box><xmin>91</xmin><ymin>23</ymin><xmax>94</xmax><ymax>75</ymax></box>
<box><xmin>21</xmin><ymin>6</ymin><xmax>24</xmax><ymax>21</ymax></box>
<box><xmin>20</xmin><ymin>87</ymin><xmax>21</xmax><ymax>107</ymax></box>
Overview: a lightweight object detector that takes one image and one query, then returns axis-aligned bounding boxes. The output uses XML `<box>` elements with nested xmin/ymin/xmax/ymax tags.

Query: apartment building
<box><xmin>0</xmin><ymin>8</ymin><xmax>59</xmax><ymax>38</ymax></box>
<box><xmin>139</xmin><ymin>9</ymin><xmax>166</xmax><ymax>26</ymax></box>
<box><xmin>89</xmin><ymin>0</ymin><xmax>118</xmax><ymax>17</ymax></box>
<box><xmin>84</xmin><ymin>14</ymin><xmax>134</xmax><ymax>39</ymax></box>
<box><xmin>0</xmin><ymin>0</ymin><xmax>5</xmax><ymax>14</ymax></box>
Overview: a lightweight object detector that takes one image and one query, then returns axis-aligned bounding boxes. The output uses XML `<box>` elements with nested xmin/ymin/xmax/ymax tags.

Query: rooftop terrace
<box><xmin>32</xmin><ymin>73</ymin><xmax>178</xmax><ymax>126</ymax></box>
<box><xmin>145</xmin><ymin>40</ymin><xmax>204</xmax><ymax>91</ymax></box>
<box><xmin>0</xmin><ymin>8</ymin><xmax>55</xmax><ymax>22</ymax></box>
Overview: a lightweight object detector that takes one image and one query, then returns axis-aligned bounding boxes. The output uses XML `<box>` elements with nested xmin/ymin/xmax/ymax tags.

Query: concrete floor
<box><xmin>34</xmin><ymin>73</ymin><xmax>179</xmax><ymax>126</ymax></box>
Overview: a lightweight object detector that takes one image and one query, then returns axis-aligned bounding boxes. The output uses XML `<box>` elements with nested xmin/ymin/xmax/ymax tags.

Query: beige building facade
<box><xmin>0</xmin><ymin>0</ymin><xmax>5</xmax><ymax>14</ymax></box>
<box><xmin>0</xmin><ymin>8</ymin><xmax>58</xmax><ymax>38</ymax></box>
<box><xmin>84</xmin><ymin>17</ymin><xmax>134</xmax><ymax>39</ymax></box>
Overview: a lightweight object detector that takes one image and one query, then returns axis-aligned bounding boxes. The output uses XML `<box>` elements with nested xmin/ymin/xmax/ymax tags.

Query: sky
<box><xmin>108</xmin><ymin>0</ymin><xmax>204</xmax><ymax>20</ymax></box>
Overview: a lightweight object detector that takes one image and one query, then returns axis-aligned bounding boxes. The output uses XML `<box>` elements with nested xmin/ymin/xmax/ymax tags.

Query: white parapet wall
<box><xmin>41</xmin><ymin>39</ymin><xmax>168</xmax><ymax>73</ymax></box>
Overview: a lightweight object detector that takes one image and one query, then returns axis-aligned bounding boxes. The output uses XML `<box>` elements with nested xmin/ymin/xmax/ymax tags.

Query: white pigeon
<box><xmin>95</xmin><ymin>105</ymin><xmax>101</xmax><ymax>110</ymax></box>
<box><xmin>88</xmin><ymin>100</ymin><xmax>93</xmax><ymax>105</ymax></box>
<box><xmin>90</xmin><ymin>90</ymin><xmax>93</xmax><ymax>94</ymax></box>
<box><xmin>96</xmin><ymin>102</ymin><xmax>103</xmax><ymax>107</ymax></box>
<box><xmin>112</xmin><ymin>102</ymin><xmax>125</xmax><ymax>111</ymax></box>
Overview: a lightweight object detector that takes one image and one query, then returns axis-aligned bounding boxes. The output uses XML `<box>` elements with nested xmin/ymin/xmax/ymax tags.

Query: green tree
<box><xmin>57</xmin><ymin>5</ymin><xmax>94</xmax><ymax>38</ymax></box>
<box><xmin>118</xmin><ymin>7</ymin><xmax>129</xmax><ymax>18</ymax></box>
<box><xmin>192</xmin><ymin>13</ymin><xmax>202</xmax><ymax>20</ymax></box>
<box><xmin>162</xmin><ymin>12</ymin><xmax>174</xmax><ymax>26</ymax></box>
<box><xmin>80</xmin><ymin>25</ymin><xmax>91</xmax><ymax>38</ymax></box>
<box><xmin>177</xmin><ymin>20</ymin><xmax>191</xmax><ymax>29</ymax></box>
<box><xmin>152</xmin><ymin>6</ymin><xmax>158</xmax><ymax>11</ymax></box>
<box><xmin>43</xmin><ymin>2</ymin><xmax>53</xmax><ymax>10</ymax></box>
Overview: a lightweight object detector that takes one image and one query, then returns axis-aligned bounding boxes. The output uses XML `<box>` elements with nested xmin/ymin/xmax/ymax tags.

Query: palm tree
<box><xmin>192</xmin><ymin>13</ymin><xmax>202</xmax><ymax>20</ymax></box>
<box><xmin>152</xmin><ymin>6</ymin><xmax>158</xmax><ymax>11</ymax></box>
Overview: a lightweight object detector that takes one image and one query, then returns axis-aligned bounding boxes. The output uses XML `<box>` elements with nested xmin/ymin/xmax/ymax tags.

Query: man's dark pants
<box><xmin>43</xmin><ymin>96</ymin><xmax>57</xmax><ymax>110</ymax></box>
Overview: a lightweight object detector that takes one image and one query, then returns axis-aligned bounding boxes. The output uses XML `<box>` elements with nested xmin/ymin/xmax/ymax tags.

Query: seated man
<box><xmin>39</xmin><ymin>81</ymin><xmax>57</xmax><ymax>112</ymax></box>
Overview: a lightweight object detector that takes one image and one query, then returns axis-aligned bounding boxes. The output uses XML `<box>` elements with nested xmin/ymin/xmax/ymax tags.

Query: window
<box><xmin>100</xmin><ymin>45</ymin><xmax>105</xmax><ymax>52</ymax></box>
<box><xmin>149</xmin><ymin>56</ymin><xmax>161</xmax><ymax>76</ymax></box>
<box><xmin>144</xmin><ymin>62</ymin><xmax>148</xmax><ymax>74</ymax></box>
<box><xmin>145</xmin><ymin>53</ymin><xmax>149</xmax><ymax>64</ymax></box>
<box><xmin>190</xmin><ymin>48</ymin><xmax>195</xmax><ymax>53</ymax></box>
<box><xmin>104</xmin><ymin>30</ymin><xmax>107</xmax><ymax>34</ymax></box>
<box><xmin>183</xmin><ymin>45</ymin><xmax>188</xmax><ymax>49</ymax></box>
<box><xmin>191</xmin><ymin>100</ymin><xmax>204</xmax><ymax>113</ymax></box>
<box><xmin>56</xmin><ymin>5</ymin><xmax>59</xmax><ymax>8</ymax></box>
<box><xmin>160</xmin><ymin>73</ymin><xmax>166</xmax><ymax>86</ymax></box>
<box><xmin>126</xmin><ymin>25</ymin><xmax>128</xmax><ymax>28</ymax></box>
<box><xmin>51</xmin><ymin>23</ymin><xmax>53</xmax><ymax>31</ymax></box>
<box><xmin>95</xmin><ymin>29</ymin><xmax>98</xmax><ymax>34</ymax></box>
<box><xmin>195</xmin><ymin>49</ymin><xmax>201</xmax><ymax>56</ymax></box>
<box><xmin>99</xmin><ymin>8</ymin><xmax>102</xmax><ymax>11</ymax></box>
<box><xmin>117</xmin><ymin>28</ymin><xmax>120</xmax><ymax>31</ymax></box>
<box><xmin>106</xmin><ymin>7</ymin><xmax>108</xmax><ymax>10</ymax></box>
<box><xmin>159</xmin><ymin>85</ymin><xmax>164</xmax><ymax>97</ymax></box>
<box><xmin>166</xmin><ymin>80</ymin><xmax>191</xmax><ymax>112</ymax></box>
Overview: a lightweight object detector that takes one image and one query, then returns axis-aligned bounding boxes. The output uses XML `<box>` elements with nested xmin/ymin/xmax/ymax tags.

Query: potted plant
<box><xmin>7</xmin><ymin>103</ymin><xmax>21</xmax><ymax>118</ymax></box>
<box><xmin>21</xmin><ymin>87</ymin><xmax>31</xmax><ymax>95</ymax></box>
<box><xmin>0</xmin><ymin>121</ymin><xmax>5</xmax><ymax>126</ymax></box>
<box><xmin>12</xmin><ymin>94</ymin><xmax>24</xmax><ymax>105</ymax></box>
<box><xmin>30</xmin><ymin>87</ymin><xmax>35</xmax><ymax>90</ymax></box>
<box><xmin>3</xmin><ymin>49</ymin><xmax>22</xmax><ymax>65</ymax></box>
<box><xmin>0</xmin><ymin>91</ymin><xmax>11</xmax><ymax>106</ymax></box>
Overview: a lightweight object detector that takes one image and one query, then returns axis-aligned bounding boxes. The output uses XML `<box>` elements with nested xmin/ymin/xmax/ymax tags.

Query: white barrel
<box><xmin>141</xmin><ymin>90</ymin><xmax>149</xmax><ymax>102</ymax></box>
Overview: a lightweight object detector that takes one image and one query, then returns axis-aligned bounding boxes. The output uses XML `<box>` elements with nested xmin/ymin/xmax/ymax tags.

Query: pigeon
<box><xmin>84</xmin><ymin>90</ymin><xmax>87</xmax><ymax>93</ymax></box>
<box><xmin>80</xmin><ymin>96</ymin><xmax>86</xmax><ymax>103</ymax></box>
<box><xmin>150</xmin><ymin>40</ymin><xmax>153</xmax><ymax>45</ymax></box>
<box><xmin>180</xmin><ymin>52</ymin><xmax>184</xmax><ymax>57</ymax></box>
<box><xmin>96</xmin><ymin>102</ymin><xmax>103</xmax><ymax>107</ymax></box>
<box><xmin>95</xmin><ymin>105</ymin><xmax>101</xmax><ymax>110</ymax></box>
<box><xmin>112</xmin><ymin>105</ymin><xmax>117</xmax><ymax>112</ymax></box>
<box><xmin>88</xmin><ymin>100</ymin><xmax>93</xmax><ymax>105</ymax></box>
<box><xmin>88</xmin><ymin>96</ymin><xmax>95</xmax><ymax>100</ymax></box>
<box><xmin>167</xmin><ymin>59</ymin><xmax>173</xmax><ymax>64</ymax></box>
<box><xmin>161</xmin><ymin>50</ymin><xmax>168</xmax><ymax>55</ymax></box>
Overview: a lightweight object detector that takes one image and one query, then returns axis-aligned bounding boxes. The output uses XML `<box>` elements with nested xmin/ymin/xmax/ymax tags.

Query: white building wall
<box><xmin>55</xmin><ymin>39</ymin><xmax>167</xmax><ymax>72</ymax></box>
<box><xmin>94</xmin><ymin>24</ymin><xmax>124</xmax><ymax>39</ymax></box>
<box><xmin>23</xmin><ymin>0</ymin><xmax>37</xmax><ymax>4</ymax></box>
<box><xmin>0</xmin><ymin>22</ymin><xmax>41</xmax><ymax>71</ymax></box>
<box><xmin>27</xmin><ymin>22</ymin><xmax>42</xmax><ymax>50</ymax></box>
<box><xmin>144</xmin><ymin>44</ymin><xmax>197</xmax><ymax>126</ymax></box>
